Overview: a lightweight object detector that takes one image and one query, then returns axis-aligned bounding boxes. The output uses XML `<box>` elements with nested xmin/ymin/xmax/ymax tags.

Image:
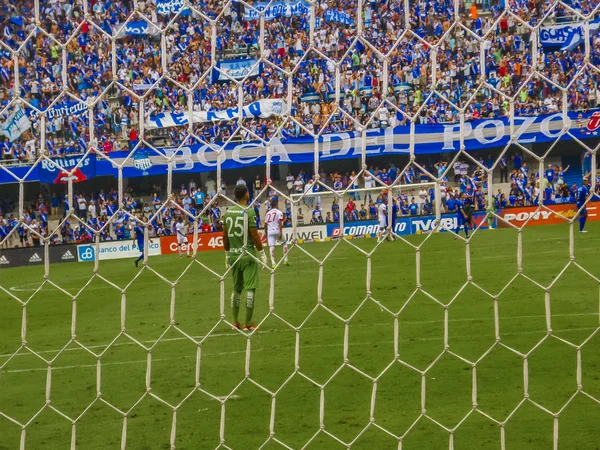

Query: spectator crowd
<box><xmin>0</xmin><ymin>0</ymin><xmax>599</xmax><ymax>163</ymax></box>
<box><xmin>0</xmin><ymin>0</ymin><xmax>599</xmax><ymax>246</ymax></box>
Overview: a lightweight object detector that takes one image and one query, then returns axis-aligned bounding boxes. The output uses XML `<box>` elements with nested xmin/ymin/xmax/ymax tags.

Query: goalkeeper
<box><xmin>223</xmin><ymin>184</ymin><xmax>268</xmax><ymax>331</ymax></box>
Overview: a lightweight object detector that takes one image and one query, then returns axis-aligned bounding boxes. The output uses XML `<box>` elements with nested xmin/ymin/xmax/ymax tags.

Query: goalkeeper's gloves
<box><xmin>225</xmin><ymin>252</ymin><xmax>231</xmax><ymax>270</ymax></box>
<box><xmin>259</xmin><ymin>250</ymin><xmax>268</xmax><ymax>267</ymax></box>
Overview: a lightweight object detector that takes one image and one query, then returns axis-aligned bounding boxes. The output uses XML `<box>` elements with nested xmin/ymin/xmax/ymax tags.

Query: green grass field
<box><xmin>0</xmin><ymin>223</ymin><xmax>599</xmax><ymax>450</ymax></box>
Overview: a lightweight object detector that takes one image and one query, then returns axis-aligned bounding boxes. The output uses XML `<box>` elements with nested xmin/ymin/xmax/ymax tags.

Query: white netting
<box><xmin>0</xmin><ymin>0</ymin><xmax>599</xmax><ymax>448</ymax></box>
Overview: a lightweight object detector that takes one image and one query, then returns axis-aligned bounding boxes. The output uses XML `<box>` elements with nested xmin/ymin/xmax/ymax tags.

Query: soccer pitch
<box><xmin>0</xmin><ymin>223</ymin><xmax>599</xmax><ymax>450</ymax></box>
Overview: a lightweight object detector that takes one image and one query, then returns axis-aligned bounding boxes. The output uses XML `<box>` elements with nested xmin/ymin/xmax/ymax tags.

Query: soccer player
<box><xmin>264</xmin><ymin>199</ymin><xmax>289</xmax><ymax>268</ymax></box>
<box><xmin>577</xmin><ymin>178</ymin><xmax>590</xmax><ymax>233</ymax></box>
<box><xmin>175</xmin><ymin>217</ymin><xmax>192</xmax><ymax>258</ymax></box>
<box><xmin>377</xmin><ymin>200</ymin><xmax>387</xmax><ymax>239</ymax></box>
<box><xmin>133</xmin><ymin>221</ymin><xmax>152</xmax><ymax>268</ymax></box>
<box><xmin>387</xmin><ymin>198</ymin><xmax>398</xmax><ymax>241</ymax></box>
<box><xmin>454</xmin><ymin>193</ymin><xmax>469</xmax><ymax>238</ymax></box>
<box><xmin>223</xmin><ymin>184</ymin><xmax>268</xmax><ymax>331</ymax></box>
<box><xmin>486</xmin><ymin>196</ymin><xmax>496</xmax><ymax>230</ymax></box>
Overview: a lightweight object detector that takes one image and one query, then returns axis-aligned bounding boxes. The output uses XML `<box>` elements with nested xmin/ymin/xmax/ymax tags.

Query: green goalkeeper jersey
<box><xmin>224</xmin><ymin>205</ymin><xmax>257</xmax><ymax>257</ymax></box>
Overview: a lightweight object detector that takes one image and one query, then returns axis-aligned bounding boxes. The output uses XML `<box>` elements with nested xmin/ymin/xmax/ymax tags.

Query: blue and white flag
<box><xmin>212</xmin><ymin>58</ymin><xmax>261</xmax><ymax>83</ymax></box>
<box><xmin>115</xmin><ymin>21</ymin><xmax>161</xmax><ymax>38</ymax></box>
<box><xmin>28</xmin><ymin>101</ymin><xmax>88</xmax><ymax>120</ymax></box>
<box><xmin>0</xmin><ymin>106</ymin><xmax>31</xmax><ymax>142</ymax></box>
<box><xmin>299</xmin><ymin>92</ymin><xmax>321</xmax><ymax>103</ymax></box>
<box><xmin>540</xmin><ymin>19</ymin><xmax>600</xmax><ymax>49</ymax></box>
<box><xmin>244</xmin><ymin>0</ymin><xmax>310</xmax><ymax>21</ymax></box>
<box><xmin>156</xmin><ymin>0</ymin><xmax>190</xmax><ymax>16</ymax></box>
<box><xmin>133</xmin><ymin>83</ymin><xmax>154</xmax><ymax>91</ymax></box>
<box><xmin>394</xmin><ymin>83</ymin><xmax>413</xmax><ymax>93</ymax></box>
<box><xmin>145</xmin><ymin>99</ymin><xmax>289</xmax><ymax>129</ymax></box>
<box><xmin>324</xmin><ymin>9</ymin><xmax>354</xmax><ymax>26</ymax></box>
<box><xmin>133</xmin><ymin>150</ymin><xmax>153</xmax><ymax>174</ymax></box>
<box><xmin>9</xmin><ymin>16</ymin><xmax>24</xmax><ymax>27</ymax></box>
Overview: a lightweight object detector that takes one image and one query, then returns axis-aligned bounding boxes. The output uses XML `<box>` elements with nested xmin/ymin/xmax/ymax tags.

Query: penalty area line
<box><xmin>0</xmin><ymin>325</ymin><xmax>597</xmax><ymax>373</ymax></box>
<box><xmin>0</xmin><ymin>312</ymin><xmax>596</xmax><ymax>359</ymax></box>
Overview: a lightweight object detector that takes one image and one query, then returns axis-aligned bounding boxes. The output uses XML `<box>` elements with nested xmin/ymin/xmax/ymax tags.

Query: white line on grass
<box><xmin>3</xmin><ymin>311</ymin><xmax>599</xmax><ymax>358</ymax></box>
<box><xmin>1</xmin><ymin>325</ymin><xmax>596</xmax><ymax>374</ymax></box>
<box><xmin>0</xmin><ymin>313</ymin><xmax>598</xmax><ymax>362</ymax></box>
<box><xmin>0</xmin><ymin>311</ymin><xmax>596</xmax><ymax>360</ymax></box>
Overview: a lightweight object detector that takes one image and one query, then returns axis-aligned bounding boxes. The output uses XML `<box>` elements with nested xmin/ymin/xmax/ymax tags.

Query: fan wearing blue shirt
<box><xmin>409</xmin><ymin>199</ymin><xmax>419</xmax><ymax>216</ymax></box>
<box><xmin>454</xmin><ymin>193</ymin><xmax>469</xmax><ymax>238</ymax></box>
<box><xmin>513</xmin><ymin>153</ymin><xmax>522</xmax><ymax>171</ymax></box>
<box><xmin>400</xmin><ymin>201</ymin><xmax>409</xmax><ymax>216</ymax></box>
<box><xmin>543</xmin><ymin>182</ymin><xmax>554</xmax><ymax>205</ymax></box>
<box><xmin>577</xmin><ymin>178</ymin><xmax>590</xmax><ymax>233</ymax></box>
<box><xmin>386</xmin><ymin>199</ymin><xmax>399</xmax><ymax>239</ymax></box>
<box><xmin>193</xmin><ymin>190</ymin><xmax>205</xmax><ymax>209</ymax></box>
<box><xmin>446</xmin><ymin>195</ymin><xmax>456</xmax><ymax>213</ymax></box>
<box><xmin>545</xmin><ymin>164</ymin><xmax>555</xmax><ymax>186</ymax></box>
<box><xmin>133</xmin><ymin>222</ymin><xmax>152</xmax><ymax>267</ymax></box>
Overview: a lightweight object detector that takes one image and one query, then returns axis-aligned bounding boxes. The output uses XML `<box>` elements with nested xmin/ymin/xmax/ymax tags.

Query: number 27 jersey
<box><xmin>265</xmin><ymin>208</ymin><xmax>283</xmax><ymax>235</ymax></box>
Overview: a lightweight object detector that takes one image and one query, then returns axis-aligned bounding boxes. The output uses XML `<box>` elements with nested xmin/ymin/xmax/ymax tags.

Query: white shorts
<box><xmin>267</xmin><ymin>233</ymin><xmax>282</xmax><ymax>247</ymax></box>
<box><xmin>177</xmin><ymin>235</ymin><xmax>188</xmax><ymax>245</ymax></box>
<box><xmin>378</xmin><ymin>220</ymin><xmax>387</xmax><ymax>230</ymax></box>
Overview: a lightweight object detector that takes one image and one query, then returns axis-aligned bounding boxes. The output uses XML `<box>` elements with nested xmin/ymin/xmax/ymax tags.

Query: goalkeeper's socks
<box><xmin>245</xmin><ymin>307</ymin><xmax>254</xmax><ymax>326</ymax></box>
<box><xmin>245</xmin><ymin>291</ymin><xmax>255</xmax><ymax>325</ymax></box>
<box><xmin>231</xmin><ymin>292</ymin><xmax>241</xmax><ymax>324</ymax></box>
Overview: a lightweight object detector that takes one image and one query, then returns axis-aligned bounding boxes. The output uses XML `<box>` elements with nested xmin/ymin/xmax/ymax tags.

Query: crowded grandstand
<box><xmin>0</xmin><ymin>0</ymin><xmax>599</xmax><ymax>246</ymax></box>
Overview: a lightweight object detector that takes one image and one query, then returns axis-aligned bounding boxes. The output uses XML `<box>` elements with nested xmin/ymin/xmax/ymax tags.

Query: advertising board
<box><xmin>326</xmin><ymin>212</ymin><xmax>491</xmax><ymax>238</ymax></box>
<box><xmin>496</xmin><ymin>202</ymin><xmax>599</xmax><ymax>227</ymax></box>
<box><xmin>159</xmin><ymin>232</ymin><xmax>223</xmax><ymax>255</ymax></box>
<box><xmin>77</xmin><ymin>240</ymin><xmax>162</xmax><ymax>262</ymax></box>
<box><xmin>0</xmin><ymin>246</ymin><xmax>44</xmax><ymax>267</ymax></box>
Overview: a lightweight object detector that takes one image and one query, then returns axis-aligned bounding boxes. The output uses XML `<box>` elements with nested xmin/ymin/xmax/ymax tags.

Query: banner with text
<box><xmin>212</xmin><ymin>58</ymin><xmax>261</xmax><ymax>83</ymax></box>
<box><xmin>0</xmin><ymin>106</ymin><xmax>31</xmax><ymax>142</ymax></box>
<box><xmin>114</xmin><ymin>21</ymin><xmax>161</xmax><ymax>39</ymax></box>
<box><xmin>324</xmin><ymin>9</ymin><xmax>354</xmax><ymax>26</ymax></box>
<box><xmin>160</xmin><ymin>232</ymin><xmax>223</xmax><ymax>254</ymax></box>
<box><xmin>244</xmin><ymin>0</ymin><xmax>311</xmax><ymax>21</ymax></box>
<box><xmin>3</xmin><ymin>110</ymin><xmax>600</xmax><ymax>184</ymax></box>
<box><xmin>156</xmin><ymin>0</ymin><xmax>190</xmax><ymax>16</ymax></box>
<box><xmin>39</xmin><ymin>154</ymin><xmax>97</xmax><ymax>184</ymax></box>
<box><xmin>496</xmin><ymin>202</ymin><xmax>599</xmax><ymax>228</ymax></box>
<box><xmin>27</xmin><ymin>100</ymin><xmax>88</xmax><ymax>121</ymax></box>
<box><xmin>145</xmin><ymin>99</ymin><xmax>288</xmax><ymax>129</ymax></box>
<box><xmin>540</xmin><ymin>19</ymin><xmax>600</xmax><ymax>50</ymax></box>
<box><xmin>77</xmin><ymin>239</ymin><xmax>162</xmax><ymax>262</ymax></box>
<box><xmin>327</xmin><ymin>212</ymin><xmax>491</xmax><ymax>238</ymax></box>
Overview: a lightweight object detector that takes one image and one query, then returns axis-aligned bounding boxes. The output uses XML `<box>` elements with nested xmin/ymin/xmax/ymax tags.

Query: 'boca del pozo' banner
<box><xmin>1</xmin><ymin>110</ymin><xmax>600</xmax><ymax>184</ymax></box>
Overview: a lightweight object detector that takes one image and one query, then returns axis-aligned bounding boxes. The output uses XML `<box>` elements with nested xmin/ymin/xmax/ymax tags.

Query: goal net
<box><xmin>0</xmin><ymin>0</ymin><xmax>599</xmax><ymax>449</ymax></box>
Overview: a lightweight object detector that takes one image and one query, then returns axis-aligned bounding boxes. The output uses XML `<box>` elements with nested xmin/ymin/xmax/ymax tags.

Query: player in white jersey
<box><xmin>264</xmin><ymin>199</ymin><xmax>289</xmax><ymax>267</ymax></box>
<box><xmin>175</xmin><ymin>217</ymin><xmax>191</xmax><ymax>258</ymax></box>
<box><xmin>377</xmin><ymin>202</ymin><xmax>387</xmax><ymax>239</ymax></box>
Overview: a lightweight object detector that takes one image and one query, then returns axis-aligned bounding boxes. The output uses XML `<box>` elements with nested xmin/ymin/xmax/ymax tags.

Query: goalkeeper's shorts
<box><xmin>231</xmin><ymin>254</ymin><xmax>259</xmax><ymax>292</ymax></box>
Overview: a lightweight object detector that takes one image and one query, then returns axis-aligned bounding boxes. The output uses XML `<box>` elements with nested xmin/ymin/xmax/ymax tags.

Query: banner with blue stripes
<box><xmin>2</xmin><ymin>110</ymin><xmax>598</xmax><ymax>184</ymax></box>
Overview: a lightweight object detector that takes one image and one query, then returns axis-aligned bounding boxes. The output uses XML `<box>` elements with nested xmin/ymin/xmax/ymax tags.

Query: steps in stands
<box><xmin>561</xmin><ymin>155</ymin><xmax>583</xmax><ymax>187</ymax></box>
